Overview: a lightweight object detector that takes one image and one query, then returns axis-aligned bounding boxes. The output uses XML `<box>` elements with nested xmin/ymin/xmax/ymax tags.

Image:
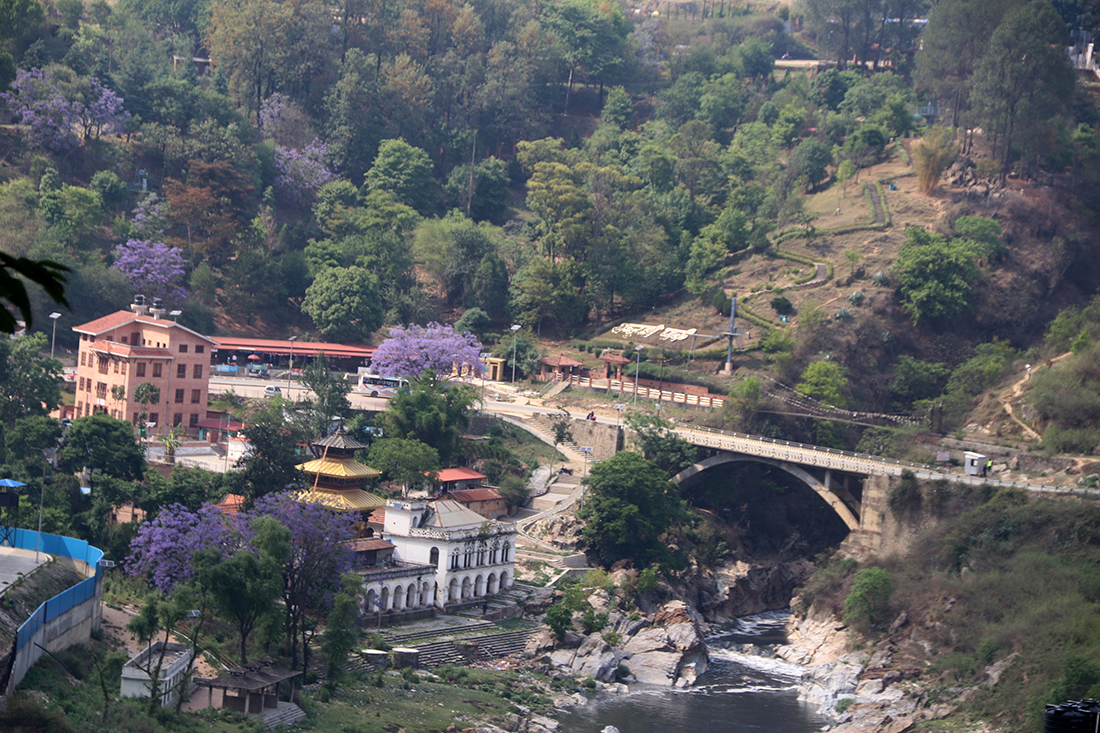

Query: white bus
<box><xmin>356</xmin><ymin>373</ymin><xmax>409</xmax><ymax>398</ymax></box>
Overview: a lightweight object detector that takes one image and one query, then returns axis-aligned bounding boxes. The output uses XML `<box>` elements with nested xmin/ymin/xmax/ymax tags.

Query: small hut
<box><xmin>538</xmin><ymin>354</ymin><xmax>583</xmax><ymax>383</ymax></box>
<box><xmin>195</xmin><ymin>658</ymin><xmax>302</xmax><ymax>719</ymax></box>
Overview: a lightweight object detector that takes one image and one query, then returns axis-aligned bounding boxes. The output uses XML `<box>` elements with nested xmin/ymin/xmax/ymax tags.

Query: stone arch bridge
<box><xmin>668</xmin><ymin>424</ymin><xmax>1098</xmax><ymax>544</ymax></box>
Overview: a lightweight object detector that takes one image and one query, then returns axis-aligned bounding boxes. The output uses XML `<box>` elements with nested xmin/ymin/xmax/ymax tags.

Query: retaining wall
<box><xmin>4</xmin><ymin>528</ymin><xmax>104</xmax><ymax>693</ymax></box>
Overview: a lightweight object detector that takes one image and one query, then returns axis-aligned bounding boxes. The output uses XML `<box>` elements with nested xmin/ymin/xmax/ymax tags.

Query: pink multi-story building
<box><xmin>72</xmin><ymin>296</ymin><xmax>215</xmax><ymax>432</ymax></box>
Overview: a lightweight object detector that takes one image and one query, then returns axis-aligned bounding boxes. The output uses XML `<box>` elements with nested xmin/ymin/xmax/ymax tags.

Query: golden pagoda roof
<box><xmin>296</xmin><ymin>457</ymin><xmax>381</xmax><ymax>479</ymax></box>
<box><xmin>298</xmin><ymin>488</ymin><xmax>386</xmax><ymax>511</ymax></box>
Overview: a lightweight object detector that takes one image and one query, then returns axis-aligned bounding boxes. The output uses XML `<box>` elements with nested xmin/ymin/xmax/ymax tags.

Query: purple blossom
<box><xmin>0</xmin><ymin>68</ymin><xmax>128</xmax><ymax>152</ymax></box>
<box><xmin>112</xmin><ymin>238</ymin><xmax>189</xmax><ymax>306</ymax></box>
<box><xmin>633</xmin><ymin>17</ymin><xmax>662</xmax><ymax>71</ymax></box>
<box><xmin>274</xmin><ymin>139</ymin><xmax>338</xmax><ymax>204</ymax></box>
<box><xmin>129</xmin><ymin>194</ymin><xmax>170</xmax><ymax>240</ymax></box>
<box><xmin>258</xmin><ymin>92</ymin><xmax>290</xmax><ymax>134</ymax></box>
<box><xmin>126</xmin><ymin>504</ymin><xmax>245</xmax><ymax>594</ymax></box>
<box><xmin>370</xmin><ymin>322</ymin><xmax>485</xmax><ymax>380</ymax></box>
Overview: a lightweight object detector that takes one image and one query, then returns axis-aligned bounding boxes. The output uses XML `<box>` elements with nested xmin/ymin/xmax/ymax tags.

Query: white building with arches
<box><xmin>358</xmin><ymin>498</ymin><xmax>517</xmax><ymax>618</ymax></box>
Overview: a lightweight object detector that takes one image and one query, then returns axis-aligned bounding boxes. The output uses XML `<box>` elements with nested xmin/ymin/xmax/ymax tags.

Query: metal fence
<box><xmin>4</xmin><ymin>528</ymin><xmax>104</xmax><ymax>653</ymax></box>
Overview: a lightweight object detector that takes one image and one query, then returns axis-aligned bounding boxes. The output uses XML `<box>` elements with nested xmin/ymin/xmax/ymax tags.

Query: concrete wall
<box><xmin>8</xmin><ymin>589</ymin><xmax>102</xmax><ymax>693</ymax></box>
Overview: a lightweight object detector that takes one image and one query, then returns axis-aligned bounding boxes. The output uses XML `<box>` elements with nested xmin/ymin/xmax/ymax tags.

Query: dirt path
<box><xmin>998</xmin><ymin>352</ymin><xmax>1072</xmax><ymax>443</ymax></box>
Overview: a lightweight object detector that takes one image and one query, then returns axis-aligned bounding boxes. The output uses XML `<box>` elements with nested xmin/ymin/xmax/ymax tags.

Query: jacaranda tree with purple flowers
<box><xmin>0</xmin><ymin>67</ymin><xmax>128</xmax><ymax>152</ymax></box>
<box><xmin>112</xmin><ymin>238</ymin><xmax>189</xmax><ymax>306</ymax></box>
<box><xmin>274</xmin><ymin>139</ymin><xmax>338</xmax><ymax>205</ymax></box>
<box><xmin>249</xmin><ymin>491</ymin><xmax>355</xmax><ymax>669</ymax></box>
<box><xmin>370</xmin><ymin>322</ymin><xmax>484</xmax><ymax>380</ymax></box>
<box><xmin>126</xmin><ymin>503</ymin><xmax>241</xmax><ymax>594</ymax></box>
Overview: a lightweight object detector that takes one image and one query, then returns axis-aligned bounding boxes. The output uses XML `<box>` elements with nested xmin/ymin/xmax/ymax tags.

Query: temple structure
<box><xmin>296</xmin><ymin>429</ymin><xmax>385</xmax><ymax>535</ymax></box>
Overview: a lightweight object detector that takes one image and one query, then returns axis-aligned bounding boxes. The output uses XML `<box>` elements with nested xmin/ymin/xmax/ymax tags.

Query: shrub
<box><xmin>836</xmin><ymin>698</ymin><xmax>855</xmax><ymax>714</ymax></box>
<box><xmin>847</xmin><ymin>290</ymin><xmax>865</xmax><ymax>306</ymax></box>
<box><xmin>834</xmin><ymin>306</ymin><xmax>854</xmax><ymax>322</ymax></box>
<box><xmin>843</xmin><ymin>567</ymin><xmax>893</xmax><ymax>632</ymax></box>
<box><xmin>771</xmin><ymin>295</ymin><xmax>795</xmax><ymax>315</ymax></box>
<box><xmin>889</xmin><ymin>470</ymin><xmax>922</xmax><ymax>518</ymax></box>
<box><xmin>545</xmin><ymin>603</ymin><xmax>573</xmax><ymax>641</ymax></box>
<box><xmin>871</xmin><ymin>271</ymin><xmax>889</xmax><ymax>286</ymax></box>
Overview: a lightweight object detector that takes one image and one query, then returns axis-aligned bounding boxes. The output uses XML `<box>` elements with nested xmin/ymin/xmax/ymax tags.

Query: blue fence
<box><xmin>4</xmin><ymin>528</ymin><xmax>104</xmax><ymax>653</ymax></box>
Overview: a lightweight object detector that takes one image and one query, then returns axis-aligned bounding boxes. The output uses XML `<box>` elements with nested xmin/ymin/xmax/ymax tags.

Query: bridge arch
<box><xmin>672</xmin><ymin>453</ymin><xmax>861</xmax><ymax>531</ymax></box>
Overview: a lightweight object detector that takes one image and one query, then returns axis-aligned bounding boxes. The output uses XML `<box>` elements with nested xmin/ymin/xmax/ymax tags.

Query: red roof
<box><xmin>74</xmin><ymin>310</ymin><xmax>216</xmax><ymax>343</ymax></box>
<box><xmin>346</xmin><ymin>537</ymin><xmax>396</xmax><ymax>552</ymax></box>
<box><xmin>366</xmin><ymin>508</ymin><xmax>386</xmax><ymax>524</ymax></box>
<box><xmin>215</xmin><ymin>494</ymin><xmax>245</xmax><ymax>516</ymax></box>
<box><xmin>435</xmin><ymin>467</ymin><xmax>488</xmax><ymax>483</ymax></box>
<box><xmin>448</xmin><ymin>487</ymin><xmax>504</xmax><ymax>503</ymax></box>
<box><xmin>212</xmin><ymin>336</ymin><xmax>375</xmax><ymax>360</ymax></box>
<box><xmin>599</xmin><ymin>352</ymin><xmax>631</xmax><ymax>364</ymax></box>
<box><xmin>540</xmin><ymin>354</ymin><xmax>583</xmax><ymax>367</ymax></box>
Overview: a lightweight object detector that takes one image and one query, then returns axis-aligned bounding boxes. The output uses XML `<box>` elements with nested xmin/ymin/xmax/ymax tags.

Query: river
<box><xmin>554</xmin><ymin>611</ymin><xmax>830</xmax><ymax>733</ymax></box>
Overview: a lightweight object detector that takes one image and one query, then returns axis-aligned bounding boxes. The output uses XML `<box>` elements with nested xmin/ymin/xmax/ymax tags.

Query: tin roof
<box><xmin>298</xmin><ymin>488</ymin><xmax>386</xmax><ymax>511</ymax></box>
<box><xmin>296</xmin><ymin>457</ymin><xmax>381</xmax><ymax>479</ymax></box>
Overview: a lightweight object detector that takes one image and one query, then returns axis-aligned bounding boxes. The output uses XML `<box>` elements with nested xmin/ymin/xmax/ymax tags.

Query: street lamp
<box><xmin>31</xmin><ymin>447</ymin><xmax>52</xmax><ymax>564</ymax></box>
<box><xmin>632</xmin><ymin>345</ymin><xmax>643</xmax><ymax>408</ymax></box>
<box><xmin>613</xmin><ymin>403</ymin><xmax>625</xmax><ymax>429</ymax></box>
<box><xmin>287</xmin><ymin>336</ymin><xmax>298</xmax><ymax>396</ymax></box>
<box><xmin>509</xmin><ymin>325</ymin><xmax>521</xmax><ymax>385</ymax></box>
<box><xmin>48</xmin><ymin>312</ymin><xmax>61</xmax><ymax>360</ymax></box>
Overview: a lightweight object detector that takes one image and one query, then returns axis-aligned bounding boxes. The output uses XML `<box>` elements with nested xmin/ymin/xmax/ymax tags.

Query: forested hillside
<box><xmin>2</xmin><ymin>0</ymin><xmax>1100</xmax><ymax>446</ymax></box>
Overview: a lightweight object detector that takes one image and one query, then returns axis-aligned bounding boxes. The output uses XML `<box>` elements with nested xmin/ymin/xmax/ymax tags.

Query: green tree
<box><xmin>789</xmin><ymin>138</ymin><xmax>833</xmax><ymax>192</ymax></box>
<box><xmin>126</xmin><ymin>591</ymin><xmax>187</xmax><ymax>712</ymax></box>
<box><xmin>550</xmin><ymin>408</ymin><xmax>573</xmax><ymax>472</ymax></box>
<box><xmin>579</xmin><ymin>451</ymin><xmax>687</xmax><ymax>568</ymax></box>
<box><xmin>367</xmin><ymin>438</ymin><xmax>440</xmax><ymax>495</ymax></box>
<box><xmin>133</xmin><ymin>382</ymin><xmax>160</xmax><ymax>431</ymax></box>
<box><xmin>469</xmin><ymin>251</ymin><xmax>510</xmax><ymax>321</ymax></box>
<box><xmin>302</xmin><ymin>266</ymin><xmax>384</xmax><ymax>342</ymax></box>
<box><xmin>971</xmin><ymin>0</ymin><xmax>1074</xmax><ymax>179</ymax></box>
<box><xmin>541</xmin><ymin>0</ymin><xmax>631</xmax><ymax>112</ymax></box>
<box><xmin>894</xmin><ymin>226</ymin><xmax>988</xmax><ymax>323</ymax></box>
<box><xmin>363</xmin><ymin>138</ymin><xmax>434</xmax><ymax>215</ymax></box>
<box><xmin>58</xmin><ymin>414</ymin><xmax>144</xmax><ymax>481</ymax></box>
<box><xmin>797</xmin><ymin>361</ymin><xmax>849</xmax><ymax>408</ymax></box>
<box><xmin>383</xmin><ymin>371</ymin><xmax>475</xmax><ymax>464</ymax></box>
<box><xmin>0</xmin><ymin>332</ymin><xmax>61</xmax><ymax>435</ymax></box>
<box><xmin>843</xmin><ymin>567</ymin><xmax>893</xmax><ymax>632</ymax></box>
<box><xmin>322</xmin><ymin>573</ymin><xmax>362</xmax><ymax>690</ymax></box>
<box><xmin>206</xmin><ymin>517</ymin><xmax>290</xmax><ymax>664</ymax></box>
<box><xmin>602</xmin><ymin>86</ymin><xmax>633</xmax><ymax>130</ymax></box>
<box><xmin>236</xmin><ymin>404</ymin><xmax>307</xmax><ymax>500</ymax></box>
<box><xmin>544</xmin><ymin>601</ymin><xmax>573</xmax><ymax>642</ymax></box>
<box><xmin>625</xmin><ymin>412</ymin><xmax>695</xmax><ymax>475</ymax></box>
<box><xmin>912</xmin><ymin>126</ymin><xmax>957</xmax><ymax>195</ymax></box>
<box><xmin>298</xmin><ymin>355</ymin><xmax>351</xmax><ymax>438</ymax></box>
<box><xmin>914</xmin><ymin>0</ymin><xmax>1021</xmax><ymax>127</ymax></box>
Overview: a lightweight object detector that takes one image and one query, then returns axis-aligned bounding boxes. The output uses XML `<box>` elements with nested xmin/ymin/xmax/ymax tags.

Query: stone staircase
<box><xmin>530</xmin><ymin>473</ymin><xmax>581</xmax><ymax>511</ymax></box>
<box><xmin>406</xmin><ymin>628</ymin><xmax>541</xmax><ymax>669</ymax></box>
<box><xmin>383</xmin><ymin>621</ymin><xmax>496</xmax><ymax>646</ymax></box>
<box><xmin>259</xmin><ymin>702</ymin><xmax>306</xmax><ymax>730</ymax></box>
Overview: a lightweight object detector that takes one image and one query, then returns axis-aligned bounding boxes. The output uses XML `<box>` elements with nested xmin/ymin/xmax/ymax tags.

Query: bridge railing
<box><xmin>675</xmin><ymin>424</ymin><xmax>1100</xmax><ymax>498</ymax></box>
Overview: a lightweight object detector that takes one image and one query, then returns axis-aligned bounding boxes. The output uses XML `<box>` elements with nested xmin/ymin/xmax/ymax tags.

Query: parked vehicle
<box><xmin>264</xmin><ymin>385</ymin><xmax>282</xmax><ymax>398</ymax></box>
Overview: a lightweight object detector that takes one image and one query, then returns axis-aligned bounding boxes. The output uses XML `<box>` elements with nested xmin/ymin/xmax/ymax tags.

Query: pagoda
<box><xmin>297</xmin><ymin>428</ymin><xmax>385</xmax><ymax>530</ymax></box>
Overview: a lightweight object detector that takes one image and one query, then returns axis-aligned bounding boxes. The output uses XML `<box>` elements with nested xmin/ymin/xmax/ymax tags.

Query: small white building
<box><xmin>358</xmin><ymin>499</ymin><xmax>517</xmax><ymax>616</ymax></box>
<box><xmin>964</xmin><ymin>451</ymin><xmax>987</xmax><ymax>476</ymax></box>
<box><xmin>120</xmin><ymin>641</ymin><xmax>194</xmax><ymax>708</ymax></box>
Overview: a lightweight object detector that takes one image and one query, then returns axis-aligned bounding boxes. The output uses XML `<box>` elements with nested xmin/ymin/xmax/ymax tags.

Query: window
<box><xmin>137</xmin><ymin>363</ymin><xmax>146</xmax><ymax>377</ymax></box>
<box><xmin>179</xmin><ymin>344</ymin><xmax>188</xmax><ymax>353</ymax></box>
<box><xmin>121</xmin><ymin>362</ymin><xmax>126</xmax><ymax>375</ymax></box>
<box><xmin>98</xmin><ymin>357</ymin><xmax>108</xmax><ymax>375</ymax></box>
<box><xmin>175</xmin><ymin>389</ymin><xmax>184</xmax><ymax>404</ymax></box>
<box><xmin>80</xmin><ymin>352</ymin><xmax>85</xmax><ymax>366</ymax></box>
<box><xmin>150</xmin><ymin>412</ymin><xmax>158</xmax><ymax>424</ymax></box>
<box><xmin>113</xmin><ymin>360</ymin><xmax>119</xmax><ymax>373</ymax></box>
<box><xmin>429</xmin><ymin>548</ymin><xmax>439</xmax><ymax>567</ymax></box>
<box><xmin>78</xmin><ymin>377</ymin><xmax>84</xmax><ymax>391</ymax></box>
<box><xmin>177</xmin><ymin>364</ymin><xmax>186</xmax><ymax>379</ymax></box>
<box><xmin>95</xmin><ymin>382</ymin><xmax>107</xmax><ymax>399</ymax></box>
<box><xmin>121</xmin><ymin>336</ymin><xmax>127</xmax><ymax>344</ymax></box>
<box><xmin>131</xmin><ymin>332</ymin><xmax>140</xmax><ymax>346</ymax></box>
<box><xmin>77</xmin><ymin>401</ymin><xmax>83</xmax><ymax>416</ymax></box>
<box><xmin>153</xmin><ymin>363</ymin><xmax>162</xmax><ymax>378</ymax></box>
<box><xmin>190</xmin><ymin>389</ymin><xmax>200</xmax><ymax>404</ymax></box>
<box><xmin>189</xmin><ymin>414</ymin><xmax>199</xmax><ymax>427</ymax></box>
<box><xmin>173</xmin><ymin>413</ymin><xmax>183</xmax><ymax>426</ymax></box>
<box><xmin>133</xmin><ymin>413</ymin><xmax>139</xmax><ymax>424</ymax></box>
<box><xmin>193</xmin><ymin>364</ymin><xmax>203</xmax><ymax>379</ymax></box>
<box><xmin>195</xmin><ymin>345</ymin><xmax>204</xmax><ymax>354</ymax></box>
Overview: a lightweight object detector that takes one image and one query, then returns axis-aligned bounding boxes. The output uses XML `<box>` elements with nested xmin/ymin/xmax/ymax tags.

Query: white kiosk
<box><xmin>964</xmin><ymin>451</ymin><xmax>987</xmax><ymax>477</ymax></box>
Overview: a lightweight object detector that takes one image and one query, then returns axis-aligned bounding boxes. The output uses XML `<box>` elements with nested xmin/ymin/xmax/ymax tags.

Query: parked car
<box><xmin>264</xmin><ymin>385</ymin><xmax>282</xmax><ymax>398</ymax></box>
